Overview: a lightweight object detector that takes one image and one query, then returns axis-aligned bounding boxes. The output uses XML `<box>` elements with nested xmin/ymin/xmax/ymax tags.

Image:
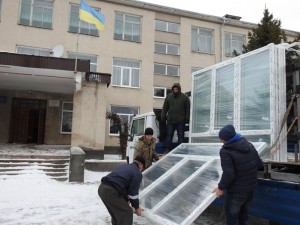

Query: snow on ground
<box><xmin>0</xmin><ymin>144</ymin><xmax>144</xmax><ymax>225</ymax></box>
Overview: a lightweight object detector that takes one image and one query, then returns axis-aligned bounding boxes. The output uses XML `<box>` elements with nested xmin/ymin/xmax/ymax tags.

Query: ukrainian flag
<box><xmin>79</xmin><ymin>0</ymin><xmax>105</xmax><ymax>31</ymax></box>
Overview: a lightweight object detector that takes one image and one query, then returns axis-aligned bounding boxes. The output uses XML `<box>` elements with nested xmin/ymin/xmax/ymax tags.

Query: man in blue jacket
<box><xmin>98</xmin><ymin>156</ymin><xmax>145</xmax><ymax>225</ymax></box>
<box><xmin>213</xmin><ymin>124</ymin><xmax>263</xmax><ymax>225</ymax></box>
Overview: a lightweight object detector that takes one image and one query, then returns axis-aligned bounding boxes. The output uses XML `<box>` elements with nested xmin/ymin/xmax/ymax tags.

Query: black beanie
<box><xmin>144</xmin><ymin>127</ymin><xmax>153</xmax><ymax>135</ymax></box>
<box><xmin>219</xmin><ymin>124</ymin><xmax>236</xmax><ymax>141</ymax></box>
<box><xmin>134</xmin><ymin>156</ymin><xmax>146</xmax><ymax>168</ymax></box>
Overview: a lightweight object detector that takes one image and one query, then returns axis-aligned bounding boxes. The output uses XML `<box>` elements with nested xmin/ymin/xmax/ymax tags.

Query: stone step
<box><xmin>0</xmin><ymin>158</ymin><xmax>69</xmax><ymax>164</ymax></box>
<box><xmin>0</xmin><ymin>154</ymin><xmax>69</xmax><ymax>160</ymax></box>
<box><xmin>0</xmin><ymin>167</ymin><xmax>68</xmax><ymax>173</ymax></box>
<box><xmin>0</xmin><ymin>162</ymin><xmax>68</xmax><ymax>168</ymax></box>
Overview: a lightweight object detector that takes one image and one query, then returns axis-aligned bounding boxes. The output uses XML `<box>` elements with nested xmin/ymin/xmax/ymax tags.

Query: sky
<box><xmin>140</xmin><ymin>0</ymin><xmax>300</xmax><ymax>32</ymax></box>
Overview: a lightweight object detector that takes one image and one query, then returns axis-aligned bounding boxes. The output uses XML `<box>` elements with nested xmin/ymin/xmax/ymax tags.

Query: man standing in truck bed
<box><xmin>161</xmin><ymin>83</ymin><xmax>190</xmax><ymax>154</ymax></box>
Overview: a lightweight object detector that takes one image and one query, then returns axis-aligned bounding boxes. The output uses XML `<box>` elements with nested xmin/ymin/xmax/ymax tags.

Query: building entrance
<box><xmin>9</xmin><ymin>98</ymin><xmax>46</xmax><ymax>144</ymax></box>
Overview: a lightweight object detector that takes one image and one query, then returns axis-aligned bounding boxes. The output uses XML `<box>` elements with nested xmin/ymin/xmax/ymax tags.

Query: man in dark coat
<box><xmin>98</xmin><ymin>156</ymin><xmax>145</xmax><ymax>225</ymax></box>
<box><xmin>161</xmin><ymin>83</ymin><xmax>190</xmax><ymax>153</ymax></box>
<box><xmin>213</xmin><ymin>124</ymin><xmax>263</xmax><ymax>225</ymax></box>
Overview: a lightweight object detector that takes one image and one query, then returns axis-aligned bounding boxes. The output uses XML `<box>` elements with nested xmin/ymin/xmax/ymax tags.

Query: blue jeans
<box><xmin>225</xmin><ymin>191</ymin><xmax>254</xmax><ymax>225</ymax></box>
<box><xmin>166</xmin><ymin>121</ymin><xmax>185</xmax><ymax>150</ymax></box>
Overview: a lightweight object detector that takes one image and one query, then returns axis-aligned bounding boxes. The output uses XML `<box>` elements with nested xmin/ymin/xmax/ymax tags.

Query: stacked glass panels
<box><xmin>190</xmin><ymin>44</ymin><xmax>287</xmax><ymax>161</ymax></box>
<box><xmin>139</xmin><ymin>143</ymin><xmax>266</xmax><ymax>225</ymax></box>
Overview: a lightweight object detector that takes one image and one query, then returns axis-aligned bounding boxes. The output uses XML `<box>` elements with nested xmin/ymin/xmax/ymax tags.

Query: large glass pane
<box><xmin>240</xmin><ymin>50</ymin><xmax>270</xmax><ymax>130</ymax></box>
<box><xmin>155</xmin><ymin>160</ymin><xmax>221</xmax><ymax>224</ymax></box>
<box><xmin>192</xmin><ymin>70</ymin><xmax>212</xmax><ymax>133</ymax></box>
<box><xmin>214</xmin><ymin>64</ymin><xmax>234</xmax><ymax>130</ymax></box>
<box><xmin>141</xmin><ymin>160</ymin><xmax>206</xmax><ymax>209</ymax></box>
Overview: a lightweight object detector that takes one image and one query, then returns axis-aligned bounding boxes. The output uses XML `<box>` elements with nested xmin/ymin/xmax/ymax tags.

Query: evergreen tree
<box><xmin>242</xmin><ymin>9</ymin><xmax>287</xmax><ymax>53</ymax></box>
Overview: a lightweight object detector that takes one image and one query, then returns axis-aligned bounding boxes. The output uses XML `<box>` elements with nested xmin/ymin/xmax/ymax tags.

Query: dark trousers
<box><xmin>166</xmin><ymin>121</ymin><xmax>185</xmax><ymax>150</ymax></box>
<box><xmin>98</xmin><ymin>183</ymin><xmax>133</xmax><ymax>225</ymax></box>
<box><xmin>225</xmin><ymin>191</ymin><xmax>254</xmax><ymax>225</ymax></box>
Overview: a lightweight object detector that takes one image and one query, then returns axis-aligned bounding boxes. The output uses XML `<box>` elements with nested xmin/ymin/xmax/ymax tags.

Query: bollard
<box><xmin>69</xmin><ymin>147</ymin><xmax>85</xmax><ymax>182</ymax></box>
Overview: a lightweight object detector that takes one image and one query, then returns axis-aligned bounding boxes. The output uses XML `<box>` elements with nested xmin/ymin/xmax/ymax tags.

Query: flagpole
<box><xmin>75</xmin><ymin>19</ymin><xmax>81</xmax><ymax>72</ymax></box>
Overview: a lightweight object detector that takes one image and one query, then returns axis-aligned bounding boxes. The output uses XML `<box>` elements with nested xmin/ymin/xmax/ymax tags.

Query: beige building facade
<box><xmin>0</xmin><ymin>0</ymin><xmax>299</xmax><ymax>158</ymax></box>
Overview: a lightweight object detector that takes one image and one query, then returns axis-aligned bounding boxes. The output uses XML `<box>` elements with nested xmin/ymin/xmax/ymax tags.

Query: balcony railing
<box><xmin>86</xmin><ymin>72</ymin><xmax>111</xmax><ymax>87</ymax></box>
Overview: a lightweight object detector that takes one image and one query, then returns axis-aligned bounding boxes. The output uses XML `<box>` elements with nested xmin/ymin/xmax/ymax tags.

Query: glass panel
<box><xmin>140</xmin><ymin>155</ymin><xmax>183</xmax><ymax>190</ymax></box>
<box><xmin>240</xmin><ymin>50</ymin><xmax>270</xmax><ymax>130</ymax></box>
<box><xmin>154</xmin><ymin>88</ymin><xmax>165</xmax><ymax>97</ymax></box>
<box><xmin>155</xmin><ymin>43</ymin><xmax>166</xmax><ymax>54</ymax></box>
<box><xmin>192</xmin><ymin>70</ymin><xmax>212</xmax><ymax>133</ymax></box>
<box><xmin>155</xmin><ymin>159</ymin><xmax>221</xmax><ymax>224</ymax></box>
<box><xmin>167</xmin><ymin>65</ymin><xmax>179</xmax><ymax>76</ymax></box>
<box><xmin>154</xmin><ymin>64</ymin><xmax>166</xmax><ymax>75</ymax></box>
<box><xmin>63</xmin><ymin>102</ymin><xmax>73</xmax><ymax>111</ymax></box>
<box><xmin>214</xmin><ymin>64</ymin><xmax>234</xmax><ymax>130</ymax></box>
<box><xmin>62</xmin><ymin>111</ymin><xmax>72</xmax><ymax>133</ymax></box>
<box><xmin>130</xmin><ymin>118</ymin><xmax>145</xmax><ymax>136</ymax></box>
<box><xmin>141</xmin><ymin>160</ymin><xmax>206</xmax><ymax>209</ymax></box>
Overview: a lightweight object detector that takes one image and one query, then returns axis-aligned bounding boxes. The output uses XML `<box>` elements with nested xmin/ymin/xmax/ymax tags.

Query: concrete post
<box><xmin>69</xmin><ymin>147</ymin><xmax>85</xmax><ymax>182</ymax></box>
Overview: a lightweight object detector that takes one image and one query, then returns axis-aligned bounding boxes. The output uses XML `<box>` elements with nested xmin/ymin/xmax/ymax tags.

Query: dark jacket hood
<box><xmin>172</xmin><ymin>83</ymin><xmax>181</xmax><ymax>92</ymax></box>
<box><xmin>224</xmin><ymin>137</ymin><xmax>252</xmax><ymax>153</ymax></box>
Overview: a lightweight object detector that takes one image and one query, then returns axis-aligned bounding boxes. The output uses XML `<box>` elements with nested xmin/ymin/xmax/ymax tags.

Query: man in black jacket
<box><xmin>98</xmin><ymin>156</ymin><xmax>145</xmax><ymax>225</ymax></box>
<box><xmin>161</xmin><ymin>83</ymin><xmax>190</xmax><ymax>153</ymax></box>
<box><xmin>213</xmin><ymin>124</ymin><xmax>263</xmax><ymax>225</ymax></box>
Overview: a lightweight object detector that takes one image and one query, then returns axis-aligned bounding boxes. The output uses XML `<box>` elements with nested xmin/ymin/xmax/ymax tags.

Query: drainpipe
<box><xmin>220</xmin><ymin>17</ymin><xmax>226</xmax><ymax>62</ymax></box>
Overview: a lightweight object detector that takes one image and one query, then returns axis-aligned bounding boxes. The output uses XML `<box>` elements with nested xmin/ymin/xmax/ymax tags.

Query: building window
<box><xmin>61</xmin><ymin>102</ymin><xmax>73</xmax><ymax>133</ymax></box>
<box><xmin>110</xmin><ymin>105</ymin><xmax>139</xmax><ymax>135</ymax></box>
<box><xmin>155</xmin><ymin>20</ymin><xmax>180</xmax><ymax>33</ymax></box>
<box><xmin>68</xmin><ymin>52</ymin><xmax>98</xmax><ymax>72</ymax></box>
<box><xmin>17</xmin><ymin>45</ymin><xmax>52</xmax><ymax>56</ymax></box>
<box><xmin>191</xmin><ymin>26</ymin><xmax>214</xmax><ymax>54</ymax></box>
<box><xmin>19</xmin><ymin>0</ymin><xmax>53</xmax><ymax>29</ymax></box>
<box><xmin>112</xmin><ymin>58</ymin><xmax>140</xmax><ymax>88</ymax></box>
<box><xmin>191</xmin><ymin>67</ymin><xmax>203</xmax><ymax>74</ymax></box>
<box><xmin>225</xmin><ymin>32</ymin><xmax>245</xmax><ymax>56</ymax></box>
<box><xmin>154</xmin><ymin>63</ymin><xmax>179</xmax><ymax>76</ymax></box>
<box><xmin>0</xmin><ymin>0</ymin><xmax>2</xmax><ymax>20</ymax></box>
<box><xmin>154</xmin><ymin>87</ymin><xmax>172</xmax><ymax>98</ymax></box>
<box><xmin>155</xmin><ymin>42</ymin><xmax>179</xmax><ymax>55</ymax></box>
<box><xmin>69</xmin><ymin>4</ymin><xmax>99</xmax><ymax>36</ymax></box>
<box><xmin>114</xmin><ymin>12</ymin><xmax>141</xmax><ymax>42</ymax></box>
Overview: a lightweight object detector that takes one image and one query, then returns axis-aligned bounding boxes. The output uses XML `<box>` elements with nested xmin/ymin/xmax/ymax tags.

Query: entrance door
<box><xmin>9</xmin><ymin>98</ymin><xmax>46</xmax><ymax>144</ymax></box>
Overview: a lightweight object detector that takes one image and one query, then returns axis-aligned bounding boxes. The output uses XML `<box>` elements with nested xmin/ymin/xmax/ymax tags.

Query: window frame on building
<box><xmin>61</xmin><ymin>101</ymin><xmax>73</xmax><ymax>134</ymax></box>
<box><xmin>0</xmin><ymin>0</ymin><xmax>2</xmax><ymax>20</ymax></box>
<box><xmin>153</xmin><ymin>87</ymin><xmax>172</xmax><ymax>98</ymax></box>
<box><xmin>19</xmin><ymin>0</ymin><xmax>54</xmax><ymax>29</ymax></box>
<box><xmin>69</xmin><ymin>3</ymin><xmax>99</xmax><ymax>36</ymax></box>
<box><xmin>114</xmin><ymin>12</ymin><xmax>142</xmax><ymax>42</ymax></box>
<box><xmin>68</xmin><ymin>52</ymin><xmax>98</xmax><ymax>72</ymax></box>
<box><xmin>224</xmin><ymin>32</ymin><xmax>245</xmax><ymax>56</ymax></box>
<box><xmin>155</xmin><ymin>42</ymin><xmax>180</xmax><ymax>55</ymax></box>
<box><xmin>109</xmin><ymin>105</ymin><xmax>139</xmax><ymax>135</ymax></box>
<box><xmin>16</xmin><ymin>45</ymin><xmax>52</xmax><ymax>56</ymax></box>
<box><xmin>155</xmin><ymin>20</ymin><xmax>180</xmax><ymax>33</ymax></box>
<box><xmin>154</xmin><ymin>63</ymin><xmax>179</xmax><ymax>76</ymax></box>
<box><xmin>191</xmin><ymin>26</ymin><xmax>214</xmax><ymax>54</ymax></box>
<box><xmin>112</xmin><ymin>58</ymin><xmax>141</xmax><ymax>88</ymax></box>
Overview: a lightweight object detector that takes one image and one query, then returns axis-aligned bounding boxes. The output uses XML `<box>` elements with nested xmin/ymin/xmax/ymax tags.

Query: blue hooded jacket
<box><xmin>218</xmin><ymin>136</ymin><xmax>263</xmax><ymax>193</ymax></box>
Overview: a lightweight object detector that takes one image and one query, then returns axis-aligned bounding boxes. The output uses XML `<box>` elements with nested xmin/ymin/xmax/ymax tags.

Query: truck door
<box><xmin>126</xmin><ymin>117</ymin><xmax>146</xmax><ymax>163</ymax></box>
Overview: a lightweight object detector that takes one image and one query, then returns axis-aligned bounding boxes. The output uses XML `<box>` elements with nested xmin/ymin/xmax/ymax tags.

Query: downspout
<box><xmin>220</xmin><ymin>17</ymin><xmax>226</xmax><ymax>62</ymax></box>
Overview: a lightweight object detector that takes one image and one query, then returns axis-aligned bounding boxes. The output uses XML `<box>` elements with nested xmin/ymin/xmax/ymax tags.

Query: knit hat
<box><xmin>134</xmin><ymin>156</ymin><xmax>146</xmax><ymax>168</ymax></box>
<box><xmin>144</xmin><ymin>127</ymin><xmax>153</xmax><ymax>135</ymax></box>
<box><xmin>219</xmin><ymin>124</ymin><xmax>236</xmax><ymax>141</ymax></box>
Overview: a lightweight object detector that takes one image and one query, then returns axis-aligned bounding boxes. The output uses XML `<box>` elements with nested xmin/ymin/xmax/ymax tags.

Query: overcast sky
<box><xmin>140</xmin><ymin>0</ymin><xmax>300</xmax><ymax>32</ymax></box>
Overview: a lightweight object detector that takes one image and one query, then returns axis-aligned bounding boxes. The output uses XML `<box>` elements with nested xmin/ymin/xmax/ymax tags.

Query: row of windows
<box><xmin>14</xmin><ymin>0</ymin><xmax>245</xmax><ymax>56</ymax></box>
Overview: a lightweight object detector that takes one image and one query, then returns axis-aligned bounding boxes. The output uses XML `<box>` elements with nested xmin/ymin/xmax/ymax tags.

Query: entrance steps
<box><xmin>0</xmin><ymin>155</ymin><xmax>70</xmax><ymax>181</ymax></box>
